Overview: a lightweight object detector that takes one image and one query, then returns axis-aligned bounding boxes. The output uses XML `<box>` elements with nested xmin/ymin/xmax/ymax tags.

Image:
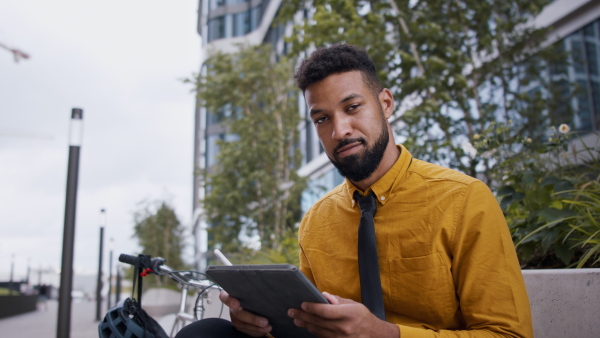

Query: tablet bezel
<box><xmin>206</xmin><ymin>264</ymin><xmax>328</xmax><ymax>338</ymax></box>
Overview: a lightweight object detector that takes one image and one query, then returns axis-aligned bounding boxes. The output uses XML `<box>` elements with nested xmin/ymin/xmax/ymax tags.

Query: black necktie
<box><xmin>353</xmin><ymin>191</ymin><xmax>386</xmax><ymax>320</ymax></box>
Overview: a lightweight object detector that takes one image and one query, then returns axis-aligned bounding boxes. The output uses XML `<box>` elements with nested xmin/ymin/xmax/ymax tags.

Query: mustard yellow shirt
<box><xmin>299</xmin><ymin>145</ymin><xmax>533</xmax><ymax>337</ymax></box>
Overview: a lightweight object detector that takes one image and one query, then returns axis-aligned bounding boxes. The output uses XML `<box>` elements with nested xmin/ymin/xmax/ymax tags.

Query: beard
<box><xmin>328</xmin><ymin>114</ymin><xmax>389</xmax><ymax>182</ymax></box>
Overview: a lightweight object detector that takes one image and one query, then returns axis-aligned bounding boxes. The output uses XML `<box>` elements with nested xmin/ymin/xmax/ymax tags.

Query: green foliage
<box><xmin>279</xmin><ymin>0</ymin><xmax>394</xmax><ymax>87</ymax></box>
<box><xmin>280</xmin><ymin>0</ymin><xmax>573</xmax><ymax>183</ymax></box>
<box><xmin>213</xmin><ymin>229</ymin><xmax>301</xmax><ymax>267</ymax></box>
<box><xmin>132</xmin><ymin>200</ymin><xmax>187</xmax><ymax>287</ymax></box>
<box><xmin>0</xmin><ymin>288</ymin><xmax>20</xmax><ymax>295</ymax></box>
<box><xmin>189</xmin><ymin>44</ymin><xmax>307</xmax><ymax>255</ymax></box>
<box><xmin>476</xmin><ymin>125</ymin><xmax>600</xmax><ymax>268</ymax></box>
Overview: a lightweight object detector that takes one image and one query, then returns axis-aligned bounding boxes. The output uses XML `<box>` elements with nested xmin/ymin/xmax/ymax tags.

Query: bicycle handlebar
<box><xmin>118</xmin><ymin>253</ymin><xmax>140</xmax><ymax>266</ymax></box>
<box><xmin>118</xmin><ymin>253</ymin><xmax>214</xmax><ymax>289</ymax></box>
<box><xmin>118</xmin><ymin>253</ymin><xmax>165</xmax><ymax>271</ymax></box>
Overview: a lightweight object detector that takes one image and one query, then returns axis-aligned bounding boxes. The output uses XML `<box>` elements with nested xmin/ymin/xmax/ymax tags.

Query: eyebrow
<box><xmin>309</xmin><ymin>93</ymin><xmax>365</xmax><ymax>116</ymax></box>
<box><xmin>340</xmin><ymin>93</ymin><xmax>363</xmax><ymax>103</ymax></box>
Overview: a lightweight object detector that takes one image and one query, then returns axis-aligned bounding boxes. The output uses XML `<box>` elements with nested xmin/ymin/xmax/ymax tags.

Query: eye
<box><xmin>347</xmin><ymin>104</ymin><xmax>360</xmax><ymax>112</ymax></box>
<box><xmin>313</xmin><ymin>115</ymin><xmax>329</xmax><ymax>125</ymax></box>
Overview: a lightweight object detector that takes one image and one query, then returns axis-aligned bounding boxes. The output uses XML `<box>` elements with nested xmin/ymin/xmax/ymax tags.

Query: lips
<box><xmin>336</xmin><ymin>140</ymin><xmax>363</xmax><ymax>157</ymax></box>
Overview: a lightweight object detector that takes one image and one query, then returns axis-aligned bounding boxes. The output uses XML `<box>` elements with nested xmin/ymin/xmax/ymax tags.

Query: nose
<box><xmin>331</xmin><ymin>114</ymin><xmax>353</xmax><ymax>140</ymax></box>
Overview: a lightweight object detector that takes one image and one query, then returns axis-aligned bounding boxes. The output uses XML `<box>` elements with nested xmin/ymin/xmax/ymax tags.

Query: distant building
<box><xmin>534</xmin><ymin>0</ymin><xmax>600</xmax><ymax>132</ymax></box>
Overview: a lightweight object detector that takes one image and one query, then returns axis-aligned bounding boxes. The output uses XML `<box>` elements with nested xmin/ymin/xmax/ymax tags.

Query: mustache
<box><xmin>334</xmin><ymin>138</ymin><xmax>365</xmax><ymax>154</ymax></box>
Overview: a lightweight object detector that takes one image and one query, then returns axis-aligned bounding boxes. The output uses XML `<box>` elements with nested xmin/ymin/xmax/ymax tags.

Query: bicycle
<box><xmin>104</xmin><ymin>253</ymin><xmax>226</xmax><ymax>338</ymax></box>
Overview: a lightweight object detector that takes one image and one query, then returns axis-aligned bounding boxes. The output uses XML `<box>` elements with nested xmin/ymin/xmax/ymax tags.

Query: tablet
<box><xmin>205</xmin><ymin>264</ymin><xmax>328</xmax><ymax>338</ymax></box>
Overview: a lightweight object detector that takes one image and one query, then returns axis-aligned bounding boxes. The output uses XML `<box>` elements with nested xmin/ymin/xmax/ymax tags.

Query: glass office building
<box><xmin>534</xmin><ymin>0</ymin><xmax>600</xmax><ymax>132</ymax></box>
<box><xmin>563</xmin><ymin>19</ymin><xmax>600</xmax><ymax>131</ymax></box>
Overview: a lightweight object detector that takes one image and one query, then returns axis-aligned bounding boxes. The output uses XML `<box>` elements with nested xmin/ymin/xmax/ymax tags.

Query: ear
<box><xmin>378</xmin><ymin>88</ymin><xmax>394</xmax><ymax>119</ymax></box>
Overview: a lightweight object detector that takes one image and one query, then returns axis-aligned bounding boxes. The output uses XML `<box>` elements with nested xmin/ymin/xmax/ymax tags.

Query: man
<box><xmin>177</xmin><ymin>44</ymin><xmax>533</xmax><ymax>337</ymax></box>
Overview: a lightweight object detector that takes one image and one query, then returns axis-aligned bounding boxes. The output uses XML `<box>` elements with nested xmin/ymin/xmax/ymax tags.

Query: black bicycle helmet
<box><xmin>98</xmin><ymin>298</ymin><xmax>168</xmax><ymax>338</ymax></box>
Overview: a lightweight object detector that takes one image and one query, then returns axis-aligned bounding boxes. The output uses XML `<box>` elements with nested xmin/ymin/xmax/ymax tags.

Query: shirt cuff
<box><xmin>398</xmin><ymin>324</ymin><xmax>435</xmax><ymax>338</ymax></box>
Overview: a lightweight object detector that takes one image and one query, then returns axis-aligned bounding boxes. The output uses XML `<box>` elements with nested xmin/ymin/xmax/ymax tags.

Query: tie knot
<box><xmin>354</xmin><ymin>191</ymin><xmax>377</xmax><ymax>214</ymax></box>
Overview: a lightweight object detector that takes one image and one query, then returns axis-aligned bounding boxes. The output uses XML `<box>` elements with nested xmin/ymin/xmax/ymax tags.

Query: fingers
<box><xmin>288</xmin><ymin>308</ymin><xmax>337</xmax><ymax>338</ymax></box>
<box><xmin>322</xmin><ymin>291</ymin><xmax>339</xmax><ymax>305</ymax></box>
<box><xmin>219</xmin><ymin>290</ymin><xmax>272</xmax><ymax>337</ymax></box>
<box><xmin>288</xmin><ymin>295</ymin><xmax>376</xmax><ymax>337</ymax></box>
<box><xmin>230</xmin><ymin>307</ymin><xmax>272</xmax><ymax>336</ymax></box>
<box><xmin>230</xmin><ymin>313</ymin><xmax>272</xmax><ymax>337</ymax></box>
<box><xmin>301</xmin><ymin>294</ymin><xmax>359</xmax><ymax>319</ymax></box>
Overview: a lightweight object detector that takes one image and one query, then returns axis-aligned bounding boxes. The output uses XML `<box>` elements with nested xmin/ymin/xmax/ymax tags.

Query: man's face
<box><xmin>304</xmin><ymin>71</ymin><xmax>392</xmax><ymax>182</ymax></box>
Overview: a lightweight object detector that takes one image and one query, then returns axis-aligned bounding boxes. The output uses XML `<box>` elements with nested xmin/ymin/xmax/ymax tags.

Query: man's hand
<box><xmin>219</xmin><ymin>290</ymin><xmax>272</xmax><ymax>337</ymax></box>
<box><xmin>287</xmin><ymin>292</ymin><xmax>400</xmax><ymax>338</ymax></box>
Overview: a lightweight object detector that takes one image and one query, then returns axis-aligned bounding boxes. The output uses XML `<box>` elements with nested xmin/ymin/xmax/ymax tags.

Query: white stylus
<box><xmin>214</xmin><ymin>249</ymin><xmax>233</xmax><ymax>266</ymax></box>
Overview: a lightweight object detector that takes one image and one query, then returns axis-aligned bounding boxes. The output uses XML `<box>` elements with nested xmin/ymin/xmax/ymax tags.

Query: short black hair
<box><xmin>294</xmin><ymin>44</ymin><xmax>382</xmax><ymax>94</ymax></box>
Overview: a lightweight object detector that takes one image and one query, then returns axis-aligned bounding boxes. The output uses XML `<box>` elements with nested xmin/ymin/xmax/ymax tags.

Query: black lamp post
<box><xmin>9</xmin><ymin>254</ymin><xmax>14</xmax><ymax>295</ymax></box>
<box><xmin>107</xmin><ymin>238</ymin><xmax>114</xmax><ymax>311</ymax></box>
<box><xmin>95</xmin><ymin>209</ymin><xmax>106</xmax><ymax>321</ymax></box>
<box><xmin>115</xmin><ymin>265</ymin><xmax>122</xmax><ymax>304</ymax></box>
<box><xmin>57</xmin><ymin>108</ymin><xmax>83</xmax><ymax>338</ymax></box>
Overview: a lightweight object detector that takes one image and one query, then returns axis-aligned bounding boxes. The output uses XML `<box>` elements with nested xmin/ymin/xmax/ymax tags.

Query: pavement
<box><xmin>0</xmin><ymin>291</ymin><xmax>228</xmax><ymax>337</ymax></box>
<box><xmin>0</xmin><ymin>299</ymin><xmax>100</xmax><ymax>338</ymax></box>
<box><xmin>0</xmin><ymin>300</ymin><xmax>183</xmax><ymax>338</ymax></box>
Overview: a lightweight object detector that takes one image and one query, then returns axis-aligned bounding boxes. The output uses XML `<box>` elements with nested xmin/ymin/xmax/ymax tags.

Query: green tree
<box><xmin>191</xmin><ymin>44</ymin><xmax>307</xmax><ymax>255</ymax></box>
<box><xmin>280</xmin><ymin>0</ymin><xmax>573</xmax><ymax>183</ymax></box>
<box><xmin>132</xmin><ymin>200</ymin><xmax>186</xmax><ymax>286</ymax></box>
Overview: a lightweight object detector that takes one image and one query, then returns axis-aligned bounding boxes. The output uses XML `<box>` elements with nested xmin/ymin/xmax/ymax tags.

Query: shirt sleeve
<box><xmin>398</xmin><ymin>181</ymin><xmax>533</xmax><ymax>338</ymax></box>
<box><xmin>298</xmin><ymin>209</ymin><xmax>317</xmax><ymax>285</ymax></box>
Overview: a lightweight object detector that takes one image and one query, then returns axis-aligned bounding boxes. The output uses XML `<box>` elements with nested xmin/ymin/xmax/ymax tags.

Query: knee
<box><xmin>175</xmin><ymin>318</ymin><xmax>236</xmax><ymax>338</ymax></box>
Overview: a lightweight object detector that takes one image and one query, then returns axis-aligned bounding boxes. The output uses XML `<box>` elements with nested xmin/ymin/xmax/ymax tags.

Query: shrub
<box><xmin>473</xmin><ymin>123</ymin><xmax>600</xmax><ymax>268</ymax></box>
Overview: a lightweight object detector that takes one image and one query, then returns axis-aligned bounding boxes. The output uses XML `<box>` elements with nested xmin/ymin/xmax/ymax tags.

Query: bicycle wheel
<box><xmin>193</xmin><ymin>285</ymin><xmax>225</xmax><ymax>320</ymax></box>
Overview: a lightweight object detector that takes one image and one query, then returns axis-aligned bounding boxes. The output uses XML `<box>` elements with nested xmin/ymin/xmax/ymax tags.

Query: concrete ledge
<box><xmin>142</xmin><ymin>288</ymin><xmax>181</xmax><ymax>317</ymax></box>
<box><xmin>143</xmin><ymin>287</ymin><xmax>229</xmax><ymax>321</ymax></box>
<box><xmin>522</xmin><ymin>268</ymin><xmax>600</xmax><ymax>337</ymax></box>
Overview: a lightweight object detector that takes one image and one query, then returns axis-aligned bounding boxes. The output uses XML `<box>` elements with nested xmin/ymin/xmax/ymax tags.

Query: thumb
<box><xmin>322</xmin><ymin>292</ymin><xmax>356</xmax><ymax>305</ymax></box>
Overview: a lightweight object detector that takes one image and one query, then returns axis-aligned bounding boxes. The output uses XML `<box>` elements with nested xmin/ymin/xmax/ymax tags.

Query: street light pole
<box><xmin>95</xmin><ymin>209</ymin><xmax>106</xmax><ymax>321</ymax></box>
<box><xmin>27</xmin><ymin>257</ymin><xmax>31</xmax><ymax>285</ymax></box>
<box><xmin>107</xmin><ymin>238</ymin><xmax>113</xmax><ymax>311</ymax></box>
<box><xmin>9</xmin><ymin>254</ymin><xmax>14</xmax><ymax>295</ymax></box>
<box><xmin>115</xmin><ymin>265</ymin><xmax>122</xmax><ymax>304</ymax></box>
<box><xmin>57</xmin><ymin>108</ymin><xmax>83</xmax><ymax>338</ymax></box>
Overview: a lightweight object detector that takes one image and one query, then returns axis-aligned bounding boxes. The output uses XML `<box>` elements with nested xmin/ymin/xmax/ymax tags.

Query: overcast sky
<box><xmin>0</xmin><ymin>1</ymin><xmax>201</xmax><ymax>282</ymax></box>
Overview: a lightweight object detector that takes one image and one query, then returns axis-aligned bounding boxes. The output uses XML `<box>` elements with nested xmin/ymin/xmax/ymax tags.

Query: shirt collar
<box><xmin>346</xmin><ymin>144</ymin><xmax>413</xmax><ymax>208</ymax></box>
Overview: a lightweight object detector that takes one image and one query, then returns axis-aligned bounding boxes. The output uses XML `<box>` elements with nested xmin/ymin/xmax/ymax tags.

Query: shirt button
<box><xmin>380</xmin><ymin>196</ymin><xmax>386</xmax><ymax>201</ymax></box>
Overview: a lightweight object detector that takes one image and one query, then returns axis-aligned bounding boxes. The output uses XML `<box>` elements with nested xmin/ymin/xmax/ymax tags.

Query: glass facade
<box><xmin>202</xmin><ymin>0</ymin><xmax>274</xmax><ymax>179</ymax></box>
<box><xmin>206</xmin><ymin>1</ymin><xmax>267</xmax><ymax>42</ymax></box>
<box><xmin>209</xmin><ymin>0</ymin><xmax>247</xmax><ymax>11</ymax></box>
<box><xmin>561</xmin><ymin>18</ymin><xmax>600</xmax><ymax>131</ymax></box>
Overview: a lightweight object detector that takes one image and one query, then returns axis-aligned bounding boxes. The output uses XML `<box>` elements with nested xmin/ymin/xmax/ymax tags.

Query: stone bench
<box><xmin>522</xmin><ymin>268</ymin><xmax>600</xmax><ymax>337</ymax></box>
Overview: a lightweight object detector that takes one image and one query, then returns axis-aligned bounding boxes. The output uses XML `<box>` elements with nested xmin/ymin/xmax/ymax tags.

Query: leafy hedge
<box><xmin>474</xmin><ymin>123</ymin><xmax>600</xmax><ymax>268</ymax></box>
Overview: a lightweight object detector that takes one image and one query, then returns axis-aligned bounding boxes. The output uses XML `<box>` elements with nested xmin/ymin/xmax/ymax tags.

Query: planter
<box><xmin>522</xmin><ymin>268</ymin><xmax>600</xmax><ymax>338</ymax></box>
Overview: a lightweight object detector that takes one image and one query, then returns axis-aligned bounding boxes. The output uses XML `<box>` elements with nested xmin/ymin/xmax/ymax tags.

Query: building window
<box><xmin>559</xmin><ymin>18</ymin><xmax>600</xmax><ymax>131</ymax></box>
<box><xmin>234</xmin><ymin>11</ymin><xmax>251</xmax><ymax>36</ymax></box>
<box><xmin>207</xmin><ymin>134</ymin><xmax>222</xmax><ymax>168</ymax></box>
<box><xmin>209</xmin><ymin>0</ymin><xmax>226</xmax><ymax>11</ymax></box>
<box><xmin>250</xmin><ymin>5</ymin><xmax>261</xmax><ymax>30</ymax></box>
<box><xmin>208</xmin><ymin>16</ymin><xmax>226</xmax><ymax>41</ymax></box>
